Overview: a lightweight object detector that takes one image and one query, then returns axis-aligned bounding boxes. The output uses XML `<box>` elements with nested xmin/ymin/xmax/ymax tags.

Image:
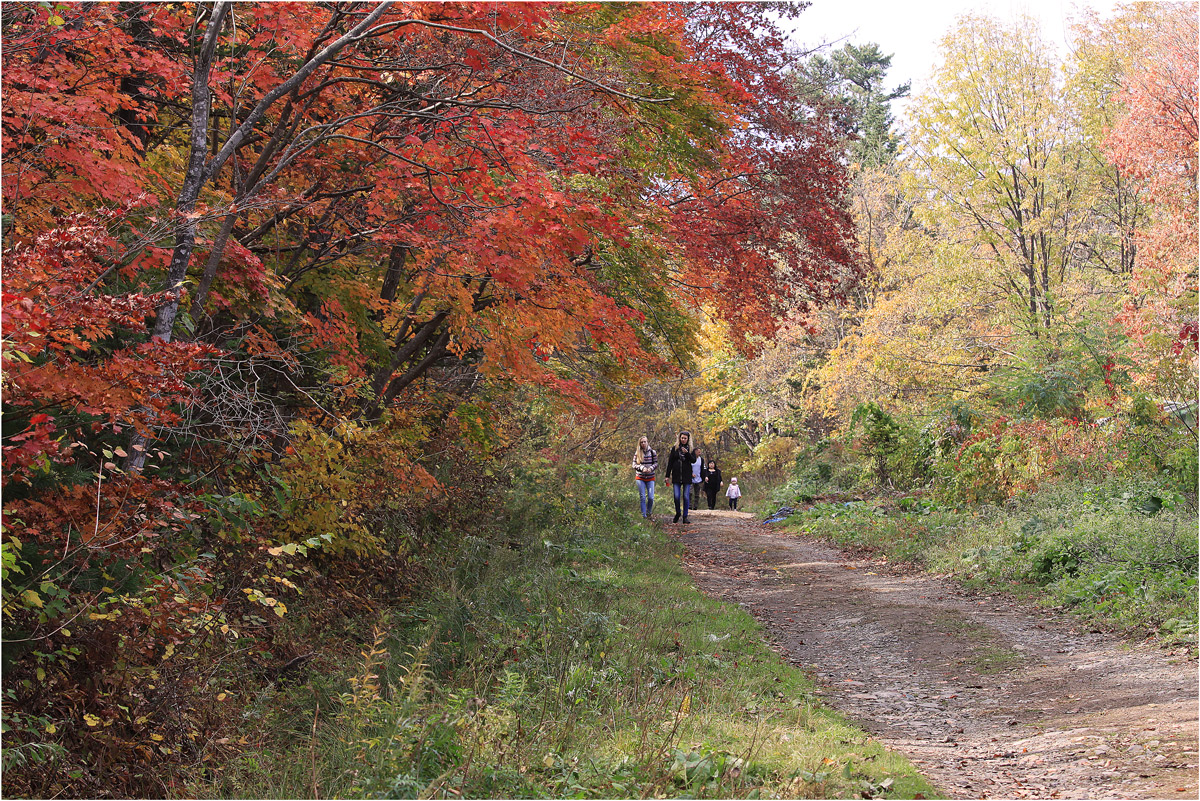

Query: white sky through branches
<box><xmin>784</xmin><ymin>0</ymin><xmax>1120</xmax><ymax>125</ymax></box>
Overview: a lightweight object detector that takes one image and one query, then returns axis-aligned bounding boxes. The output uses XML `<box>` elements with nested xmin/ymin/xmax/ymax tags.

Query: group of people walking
<box><xmin>632</xmin><ymin>431</ymin><xmax>741</xmax><ymax>523</ymax></box>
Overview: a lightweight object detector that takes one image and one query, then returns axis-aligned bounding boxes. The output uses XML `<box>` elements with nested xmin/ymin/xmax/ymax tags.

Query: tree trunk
<box><xmin>149</xmin><ymin>1</ymin><xmax>393</xmax><ymax>345</ymax></box>
<box><xmin>187</xmin><ymin>209</ymin><xmax>240</xmax><ymax>326</ymax></box>
<box><xmin>148</xmin><ymin>2</ymin><xmax>230</xmax><ymax>345</ymax></box>
<box><xmin>379</xmin><ymin>245</ymin><xmax>409</xmax><ymax>306</ymax></box>
<box><xmin>128</xmin><ymin>2</ymin><xmax>394</xmax><ymax>472</ymax></box>
<box><xmin>127</xmin><ymin>3</ymin><xmax>229</xmax><ymax>474</ymax></box>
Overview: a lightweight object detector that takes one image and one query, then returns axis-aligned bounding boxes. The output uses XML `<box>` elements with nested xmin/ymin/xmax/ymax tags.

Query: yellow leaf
<box><xmin>45</xmin><ymin>723</ymin><xmax>57</xmax><ymax>735</ymax></box>
<box><xmin>84</xmin><ymin>714</ymin><xmax>101</xmax><ymax>727</ymax></box>
<box><xmin>48</xmin><ymin>14</ymin><xmax>65</xmax><ymax>25</ymax></box>
<box><xmin>22</xmin><ymin>589</ymin><xmax>42</xmax><ymax>608</ymax></box>
<box><xmin>150</xmin><ymin>733</ymin><xmax>164</xmax><ymax>741</ymax></box>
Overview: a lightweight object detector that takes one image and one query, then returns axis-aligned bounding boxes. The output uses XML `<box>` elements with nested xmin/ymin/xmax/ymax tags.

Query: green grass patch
<box><xmin>969</xmin><ymin>644</ymin><xmax>1025</xmax><ymax>675</ymax></box>
<box><xmin>928</xmin><ymin>612</ymin><xmax>1025</xmax><ymax>675</ymax></box>
<box><xmin>780</xmin><ymin>497</ymin><xmax>974</xmax><ymax>565</ymax></box>
<box><xmin>778</xmin><ymin>479</ymin><xmax>1198</xmax><ymax>648</ymax></box>
<box><xmin>195</xmin><ymin>463</ymin><xmax>939</xmax><ymax>799</ymax></box>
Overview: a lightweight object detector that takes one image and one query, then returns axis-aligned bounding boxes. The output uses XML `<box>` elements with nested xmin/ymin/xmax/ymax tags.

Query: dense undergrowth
<box><xmin>775</xmin><ymin>483</ymin><xmax>1196</xmax><ymax>646</ymax></box>
<box><xmin>198</xmin><ymin>463</ymin><xmax>938</xmax><ymax>800</ymax></box>
<box><xmin>766</xmin><ymin>407</ymin><xmax>1199</xmax><ymax>650</ymax></box>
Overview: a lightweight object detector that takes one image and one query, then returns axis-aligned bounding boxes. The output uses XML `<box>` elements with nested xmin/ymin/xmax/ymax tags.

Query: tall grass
<box><xmin>779</xmin><ymin>478</ymin><xmax>1198</xmax><ymax>647</ymax></box>
<box><xmin>198</xmin><ymin>461</ymin><xmax>939</xmax><ymax>799</ymax></box>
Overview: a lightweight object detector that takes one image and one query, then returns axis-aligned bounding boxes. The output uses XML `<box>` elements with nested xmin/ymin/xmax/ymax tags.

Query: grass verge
<box><xmin>776</xmin><ymin>479</ymin><xmax>1197</xmax><ymax>649</ymax></box>
<box><xmin>197</xmin><ymin>462</ymin><xmax>940</xmax><ymax>799</ymax></box>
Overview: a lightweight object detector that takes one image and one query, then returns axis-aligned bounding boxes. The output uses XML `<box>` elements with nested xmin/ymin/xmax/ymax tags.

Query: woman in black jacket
<box><xmin>703</xmin><ymin>460</ymin><xmax>723</xmax><ymax>509</ymax></box>
<box><xmin>664</xmin><ymin>430</ymin><xmax>697</xmax><ymax>523</ymax></box>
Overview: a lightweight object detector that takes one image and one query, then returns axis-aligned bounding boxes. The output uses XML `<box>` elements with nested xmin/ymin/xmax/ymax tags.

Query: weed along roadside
<box><xmin>769</xmin><ymin>483</ymin><xmax>1197</xmax><ymax>647</ymax></box>
<box><xmin>676</xmin><ymin>503</ymin><xmax>1199</xmax><ymax>799</ymax></box>
<box><xmin>201</xmin><ymin>468</ymin><xmax>939</xmax><ymax>799</ymax></box>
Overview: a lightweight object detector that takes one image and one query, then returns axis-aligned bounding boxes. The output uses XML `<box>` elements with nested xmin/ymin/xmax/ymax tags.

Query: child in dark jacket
<box><xmin>704</xmin><ymin>461</ymin><xmax>722</xmax><ymax>509</ymax></box>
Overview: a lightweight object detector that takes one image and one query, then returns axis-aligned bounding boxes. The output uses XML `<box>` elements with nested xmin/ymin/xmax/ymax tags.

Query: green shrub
<box><xmin>935</xmin><ymin>480</ymin><xmax>1198</xmax><ymax>640</ymax></box>
<box><xmin>1027</xmin><ymin>536</ymin><xmax>1084</xmax><ymax>584</ymax></box>
<box><xmin>849</xmin><ymin>402</ymin><xmax>903</xmax><ymax>486</ymax></box>
<box><xmin>780</xmin><ymin>476</ymin><xmax>1197</xmax><ymax>646</ymax></box>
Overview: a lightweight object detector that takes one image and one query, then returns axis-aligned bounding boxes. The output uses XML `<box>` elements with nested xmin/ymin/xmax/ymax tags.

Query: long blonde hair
<box><xmin>633</xmin><ymin>436</ymin><xmax>651</xmax><ymax>464</ymax></box>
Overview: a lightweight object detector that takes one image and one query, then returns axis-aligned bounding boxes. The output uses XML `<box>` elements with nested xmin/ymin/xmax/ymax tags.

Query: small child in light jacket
<box><xmin>726</xmin><ymin>477</ymin><xmax>741</xmax><ymax>510</ymax></box>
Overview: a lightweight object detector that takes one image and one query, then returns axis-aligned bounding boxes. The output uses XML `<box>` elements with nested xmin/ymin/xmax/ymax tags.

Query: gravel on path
<box><xmin>672</xmin><ymin>509</ymin><xmax>1199</xmax><ymax>800</ymax></box>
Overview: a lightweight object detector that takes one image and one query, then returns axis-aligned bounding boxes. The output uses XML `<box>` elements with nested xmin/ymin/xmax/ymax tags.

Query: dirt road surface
<box><xmin>673</xmin><ymin>509</ymin><xmax>1199</xmax><ymax>799</ymax></box>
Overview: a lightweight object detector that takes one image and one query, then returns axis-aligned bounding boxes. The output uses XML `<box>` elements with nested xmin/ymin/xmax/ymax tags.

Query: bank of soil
<box><xmin>673</xmin><ymin>509</ymin><xmax>1199</xmax><ymax>800</ymax></box>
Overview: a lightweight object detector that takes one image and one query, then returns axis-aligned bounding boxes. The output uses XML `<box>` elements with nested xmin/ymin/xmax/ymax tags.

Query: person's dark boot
<box><xmin>673</xmin><ymin>512</ymin><xmax>680</xmax><ymax>523</ymax></box>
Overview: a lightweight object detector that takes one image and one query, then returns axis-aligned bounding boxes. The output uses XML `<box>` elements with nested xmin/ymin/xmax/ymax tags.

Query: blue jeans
<box><xmin>636</xmin><ymin>479</ymin><xmax>655</xmax><ymax>517</ymax></box>
<box><xmin>672</xmin><ymin>482</ymin><xmax>691</xmax><ymax>519</ymax></box>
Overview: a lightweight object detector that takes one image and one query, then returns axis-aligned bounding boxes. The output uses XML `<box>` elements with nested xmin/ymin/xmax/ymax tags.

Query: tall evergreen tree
<box><xmin>795</xmin><ymin>42</ymin><xmax>910</xmax><ymax>167</ymax></box>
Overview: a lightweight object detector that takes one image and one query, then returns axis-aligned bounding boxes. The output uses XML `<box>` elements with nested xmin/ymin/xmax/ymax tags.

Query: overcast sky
<box><xmin>782</xmin><ymin>0</ymin><xmax>1118</xmax><ymax>124</ymax></box>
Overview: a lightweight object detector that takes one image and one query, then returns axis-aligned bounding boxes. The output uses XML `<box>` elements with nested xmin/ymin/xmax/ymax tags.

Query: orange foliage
<box><xmin>1105</xmin><ymin>4</ymin><xmax>1199</xmax><ymax>392</ymax></box>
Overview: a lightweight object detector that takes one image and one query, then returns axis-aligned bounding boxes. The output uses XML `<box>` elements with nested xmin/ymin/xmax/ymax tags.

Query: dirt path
<box><xmin>672</xmin><ymin>509</ymin><xmax>1199</xmax><ymax>800</ymax></box>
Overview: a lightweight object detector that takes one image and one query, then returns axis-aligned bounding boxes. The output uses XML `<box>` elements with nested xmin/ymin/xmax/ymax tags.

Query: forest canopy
<box><xmin>1</xmin><ymin>2</ymin><xmax>1195</xmax><ymax>797</ymax></box>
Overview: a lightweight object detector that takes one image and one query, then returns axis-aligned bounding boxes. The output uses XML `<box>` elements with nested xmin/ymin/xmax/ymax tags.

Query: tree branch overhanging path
<box><xmin>114</xmin><ymin>1</ymin><xmax>859</xmax><ymax>466</ymax></box>
<box><xmin>149</xmin><ymin>2</ymin><xmax>679</xmax><ymax>351</ymax></box>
